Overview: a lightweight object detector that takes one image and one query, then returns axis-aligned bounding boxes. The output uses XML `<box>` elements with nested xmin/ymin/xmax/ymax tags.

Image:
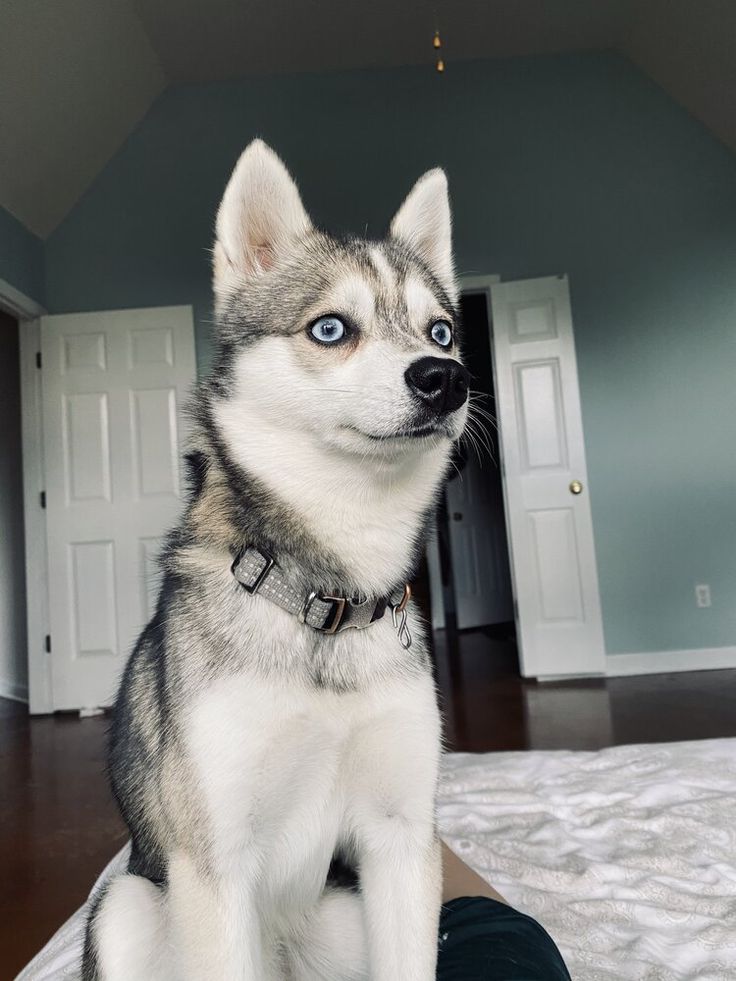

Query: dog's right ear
<box><xmin>213</xmin><ymin>140</ymin><xmax>312</xmax><ymax>294</ymax></box>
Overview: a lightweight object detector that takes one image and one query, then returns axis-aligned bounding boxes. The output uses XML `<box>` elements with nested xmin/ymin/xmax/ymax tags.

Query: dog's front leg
<box><xmin>168</xmin><ymin>851</ymin><xmax>267</xmax><ymax>981</ymax></box>
<box><xmin>347</xmin><ymin>682</ymin><xmax>443</xmax><ymax>980</ymax></box>
<box><xmin>358</xmin><ymin>825</ymin><xmax>442</xmax><ymax>981</ymax></box>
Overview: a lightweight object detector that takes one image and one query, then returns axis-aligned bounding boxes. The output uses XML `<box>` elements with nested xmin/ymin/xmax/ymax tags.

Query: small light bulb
<box><xmin>436</xmin><ymin>58</ymin><xmax>445</xmax><ymax>73</ymax></box>
<box><xmin>433</xmin><ymin>31</ymin><xmax>442</xmax><ymax>49</ymax></box>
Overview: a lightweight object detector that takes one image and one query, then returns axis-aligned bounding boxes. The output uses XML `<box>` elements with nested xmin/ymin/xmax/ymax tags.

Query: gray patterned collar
<box><xmin>231</xmin><ymin>546</ymin><xmax>412</xmax><ymax>646</ymax></box>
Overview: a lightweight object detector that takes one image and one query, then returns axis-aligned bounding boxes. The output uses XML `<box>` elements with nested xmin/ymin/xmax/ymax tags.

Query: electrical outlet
<box><xmin>695</xmin><ymin>584</ymin><xmax>711</xmax><ymax>608</ymax></box>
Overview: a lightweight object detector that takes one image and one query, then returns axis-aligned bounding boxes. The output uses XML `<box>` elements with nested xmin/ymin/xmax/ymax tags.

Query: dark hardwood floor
<box><xmin>0</xmin><ymin>699</ymin><xmax>126</xmax><ymax>980</ymax></box>
<box><xmin>434</xmin><ymin>629</ymin><xmax>736</xmax><ymax>752</ymax></box>
<box><xmin>3</xmin><ymin>629</ymin><xmax>736</xmax><ymax>977</ymax></box>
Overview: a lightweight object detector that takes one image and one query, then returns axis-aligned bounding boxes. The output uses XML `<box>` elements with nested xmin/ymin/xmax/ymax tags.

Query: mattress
<box><xmin>18</xmin><ymin>739</ymin><xmax>736</xmax><ymax>981</ymax></box>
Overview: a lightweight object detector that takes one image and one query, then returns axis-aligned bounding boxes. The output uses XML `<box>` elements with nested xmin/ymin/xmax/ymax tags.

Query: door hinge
<box><xmin>45</xmin><ymin>634</ymin><xmax>52</xmax><ymax>653</ymax></box>
<box><xmin>36</xmin><ymin>351</ymin><xmax>42</xmax><ymax>369</ymax></box>
<box><xmin>513</xmin><ymin>598</ymin><xmax>519</xmax><ymax>620</ymax></box>
<box><xmin>40</xmin><ymin>490</ymin><xmax>46</xmax><ymax>509</ymax></box>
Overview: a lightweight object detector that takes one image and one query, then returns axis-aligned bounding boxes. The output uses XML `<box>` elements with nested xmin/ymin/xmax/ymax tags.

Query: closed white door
<box><xmin>41</xmin><ymin>306</ymin><xmax>196</xmax><ymax>710</ymax></box>
<box><xmin>445</xmin><ymin>453</ymin><xmax>513</xmax><ymax>629</ymax></box>
<box><xmin>490</xmin><ymin>276</ymin><xmax>606</xmax><ymax>677</ymax></box>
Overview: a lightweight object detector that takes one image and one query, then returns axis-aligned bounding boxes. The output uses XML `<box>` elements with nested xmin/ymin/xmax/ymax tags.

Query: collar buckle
<box><xmin>301</xmin><ymin>592</ymin><xmax>348</xmax><ymax>634</ymax></box>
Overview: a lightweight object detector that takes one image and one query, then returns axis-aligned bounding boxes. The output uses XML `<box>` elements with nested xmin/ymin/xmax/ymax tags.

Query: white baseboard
<box><xmin>0</xmin><ymin>677</ymin><xmax>30</xmax><ymax>703</ymax></box>
<box><xmin>606</xmin><ymin>645</ymin><xmax>736</xmax><ymax>678</ymax></box>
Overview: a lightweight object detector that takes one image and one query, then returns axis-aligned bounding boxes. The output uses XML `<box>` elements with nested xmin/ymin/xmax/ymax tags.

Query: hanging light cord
<box><xmin>434</xmin><ymin>29</ymin><xmax>445</xmax><ymax>73</ymax></box>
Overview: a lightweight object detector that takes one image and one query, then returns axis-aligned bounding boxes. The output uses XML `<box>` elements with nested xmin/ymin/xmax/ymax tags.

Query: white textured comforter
<box><xmin>18</xmin><ymin>739</ymin><xmax>736</xmax><ymax>981</ymax></box>
<box><xmin>438</xmin><ymin>740</ymin><xmax>736</xmax><ymax>981</ymax></box>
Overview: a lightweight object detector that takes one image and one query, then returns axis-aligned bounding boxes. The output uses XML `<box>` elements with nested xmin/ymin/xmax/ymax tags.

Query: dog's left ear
<box><xmin>390</xmin><ymin>169</ymin><xmax>455</xmax><ymax>299</ymax></box>
<box><xmin>213</xmin><ymin>139</ymin><xmax>312</xmax><ymax>295</ymax></box>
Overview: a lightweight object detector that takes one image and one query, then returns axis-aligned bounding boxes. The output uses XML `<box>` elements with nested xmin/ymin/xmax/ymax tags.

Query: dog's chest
<box><xmin>185</xmin><ymin>664</ymin><xmax>440</xmax><ymax>913</ymax></box>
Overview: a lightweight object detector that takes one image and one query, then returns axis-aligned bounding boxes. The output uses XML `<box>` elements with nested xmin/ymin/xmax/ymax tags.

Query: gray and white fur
<box><xmin>82</xmin><ymin>140</ymin><xmax>470</xmax><ymax>981</ymax></box>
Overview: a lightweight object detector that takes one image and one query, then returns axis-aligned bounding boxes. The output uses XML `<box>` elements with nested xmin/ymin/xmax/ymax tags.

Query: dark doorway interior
<box><xmin>432</xmin><ymin>290</ymin><xmax>520</xmax><ymax>694</ymax></box>
<box><xmin>0</xmin><ymin>308</ymin><xmax>28</xmax><ymax>703</ymax></box>
<box><xmin>439</xmin><ymin>292</ymin><xmax>515</xmax><ymax>632</ymax></box>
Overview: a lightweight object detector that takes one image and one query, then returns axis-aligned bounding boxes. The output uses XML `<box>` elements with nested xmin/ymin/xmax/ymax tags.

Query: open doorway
<box><xmin>0</xmin><ymin>308</ymin><xmax>28</xmax><ymax>703</ymax></box>
<box><xmin>430</xmin><ymin>273</ymin><xmax>607</xmax><ymax>692</ymax></box>
<box><xmin>429</xmin><ymin>287</ymin><xmax>520</xmax><ymax>681</ymax></box>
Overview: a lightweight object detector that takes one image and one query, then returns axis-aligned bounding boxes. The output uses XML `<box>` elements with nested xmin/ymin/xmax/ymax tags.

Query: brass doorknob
<box><xmin>569</xmin><ymin>480</ymin><xmax>583</xmax><ymax>495</ymax></box>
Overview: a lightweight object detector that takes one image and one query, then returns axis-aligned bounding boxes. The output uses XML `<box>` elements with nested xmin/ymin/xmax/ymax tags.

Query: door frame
<box><xmin>0</xmin><ymin>278</ymin><xmax>49</xmax><ymax>712</ymax></box>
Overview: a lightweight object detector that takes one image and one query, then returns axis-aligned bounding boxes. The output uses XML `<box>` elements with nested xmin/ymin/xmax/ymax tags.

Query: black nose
<box><xmin>404</xmin><ymin>356</ymin><xmax>470</xmax><ymax>414</ymax></box>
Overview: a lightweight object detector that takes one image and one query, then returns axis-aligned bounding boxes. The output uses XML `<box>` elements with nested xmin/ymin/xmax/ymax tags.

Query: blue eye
<box><xmin>430</xmin><ymin>320</ymin><xmax>453</xmax><ymax>348</ymax></box>
<box><xmin>310</xmin><ymin>316</ymin><xmax>346</xmax><ymax>345</ymax></box>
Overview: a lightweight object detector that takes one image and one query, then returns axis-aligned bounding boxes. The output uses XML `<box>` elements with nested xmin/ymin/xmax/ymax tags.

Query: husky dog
<box><xmin>83</xmin><ymin>140</ymin><xmax>470</xmax><ymax>981</ymax></box>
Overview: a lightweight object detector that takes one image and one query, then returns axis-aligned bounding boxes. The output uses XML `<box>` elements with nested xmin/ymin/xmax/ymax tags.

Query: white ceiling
<box><xmin>1</xmin><ymin>0</ymin><xmax>735</xmax><ymax>239</ymax></box>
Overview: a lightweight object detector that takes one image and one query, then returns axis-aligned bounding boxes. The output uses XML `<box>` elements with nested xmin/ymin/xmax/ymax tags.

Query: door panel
<box><xmin>63</xmin><ymin>392</ymin><xmax>112</xmax><ymax>501</ymax></box>
<box><xmin>490</xmin><ymin>276</ymin><xmax>606</xmax><ymax>677</ymax></box>
<box><xmin>41</xmin><ymin>305</ymin><xmax>196</xmax><ymax>710</ymax></box>
<box><xmin>529</xmin><ymin>509</ymin><xmax>584</xmax><ymax>621</ymax></box>
<box><xmin>69</xmin><ymin>540</ymin><xmax>118</xmax><ymax>656</ymax></box>
<box><xmin>62</xmin><ymin>332</ymin><xmax>107</xmax><ymax>372</ymax></box>
<box><xmin>515</xmin><ymin>360</ymin><xmax>568</xmax><ymax>469</ymax></box>
<box><xmin>130</xmin><ymin>387</ymin><xmax>180</xmax><ymax>496</ymax></box>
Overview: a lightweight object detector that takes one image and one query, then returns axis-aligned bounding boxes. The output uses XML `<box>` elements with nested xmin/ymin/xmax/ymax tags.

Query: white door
<box><xmin>41</xmin><ymin>306</ymin><xmax>196</xmax><ymax>710</ymax></box>
<box><xmin>490</xmin><ymin>276</ymin><xmax>606</xmax><ymax>677</ymax></box>
<box><xmin>445</xmin><ymin>453</ymin><xmax>513</xmax><ymax>629</ymax></box>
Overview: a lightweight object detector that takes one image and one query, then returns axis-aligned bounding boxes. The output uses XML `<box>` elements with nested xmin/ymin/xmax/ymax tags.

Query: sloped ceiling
<box><xmin>1</xmin><ymin>0</ymin><xmax>735</xmax><ymax>239</ymax></box>
<box><xmin>0</xmin><ymin>0</ymin><xmax>166</xmax><ymax>238</ymax></box>
<box><xmin>625</xmin><ymin>0</ymin><xmax>736</xmax><ymax>167</ymax></box>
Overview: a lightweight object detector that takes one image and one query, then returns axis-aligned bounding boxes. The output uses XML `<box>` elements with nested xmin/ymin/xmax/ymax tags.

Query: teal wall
<box><xmin>43</xmin><ymin>51</ymin><xmax>736</xmax><ymax>657</ymax></box>
<box><xmin>0</xmin><ymin>205</ymin><xmax>45</xmax><ymax>306</ymax></box>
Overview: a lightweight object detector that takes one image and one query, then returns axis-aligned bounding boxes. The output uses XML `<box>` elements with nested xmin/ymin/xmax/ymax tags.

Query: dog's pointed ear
<box><xmin>213</xmin><ymin>140</ymin><xmax>312</xmax><ymax>290</ymax></box>
<box><xmin>390</xmin><ymin>169</ymin><xmax>455</xmax><ymax>298</ymax></box>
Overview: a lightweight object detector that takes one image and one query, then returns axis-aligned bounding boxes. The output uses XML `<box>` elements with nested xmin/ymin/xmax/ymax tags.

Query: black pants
<box><xmin>437</xmin><ymin>898</ymin><xmax>571</xmax><ymax>980</ymax></box>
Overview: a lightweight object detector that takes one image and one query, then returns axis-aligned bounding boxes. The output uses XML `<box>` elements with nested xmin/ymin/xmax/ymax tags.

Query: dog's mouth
<box><xmin>368</xmin><ymin>424</ymin><xmax>439</xmax><ymax>440</ymax></box>
<box><xmin>349</xmin><ymin>422</ymin><xmax>448</xmax><ymax>442</ymax></box>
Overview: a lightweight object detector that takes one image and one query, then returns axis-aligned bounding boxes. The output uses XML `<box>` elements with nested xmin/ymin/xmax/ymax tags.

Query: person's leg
<box><xmin>437</xmin><ymin>843</ymin><xmax>571</xmax><ymax>981</ymax></box>
<box><xmin>441</xmin><ymin>843</ymin><xmax>508</xmax><ymax>905</ymax></box>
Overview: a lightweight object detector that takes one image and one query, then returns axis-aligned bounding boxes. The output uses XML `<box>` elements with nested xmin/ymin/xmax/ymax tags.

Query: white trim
<box><xmin>0</xmin><ymin>281</ymin><xmax>49</xmax><ymax>714</ymax></box>
<box><xmin>0</xmin><ymin>277</ymin><xmax>46</xmax><ymax>319</ymax></box>
<box><xmin>606</xmin><ymin>646</ymin><xmax>736</xmax><ymax>677</ymax></box>
<box><xmin>0</xmin><ymin>677</ymin><xmax>29</xmax><ymax>703</ymax></box>
<box><xmin>19</xmin><ymin>318</ymin><xmax>53</xmax><ymax>713</ymax></box>
<box><xmin>459</xmin><ymin>274</ymin><xmax>501</xmax><ymax>292</ymax></box>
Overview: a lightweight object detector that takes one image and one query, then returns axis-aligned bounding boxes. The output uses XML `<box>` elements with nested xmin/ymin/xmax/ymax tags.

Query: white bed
<box><xmin>18</xmin><ymin>739</ymin><xmax>736</xmax><ymax>981</ymax></box>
